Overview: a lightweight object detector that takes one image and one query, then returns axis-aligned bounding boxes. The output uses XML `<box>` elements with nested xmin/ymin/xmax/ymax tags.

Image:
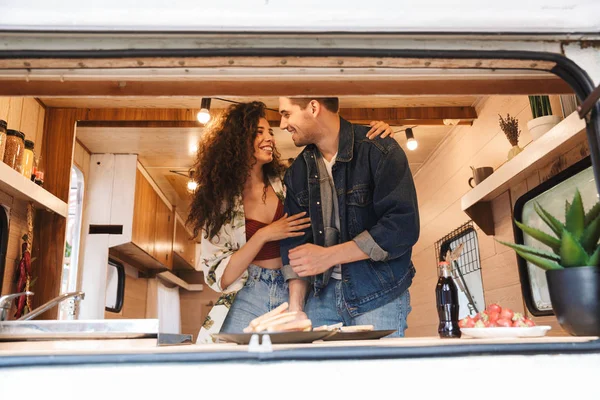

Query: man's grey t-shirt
<box><xmin>320</xmin><ymin>152</ymin><xmax>342</xmax><ymax>280</ymax></box>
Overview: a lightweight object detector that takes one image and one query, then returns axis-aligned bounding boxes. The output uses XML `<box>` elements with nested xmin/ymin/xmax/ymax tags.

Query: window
<box><xmin>105</xmin><ymin>258</ymin><xmax>125</xmax><ymax>313</ymax></box>
<box><xmin>514</xmin><ymin>156</ymin><xmax>595</xmax><ymax>316</ymax></box>
<box><xmin>59</xmin><ymin>166</ymin><xmax>85</xmax><ymax>319</ymax></box>
<box><xmin>435</xmin><ymin>221</ymin><xmax>485</xmax><ymax>319</ymax></box>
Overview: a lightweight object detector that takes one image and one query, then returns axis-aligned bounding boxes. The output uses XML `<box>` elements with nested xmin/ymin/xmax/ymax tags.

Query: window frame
<box><xmin>513</xmin><ymin>156</ymin><xmax>592</xmax><ymax>316</ymax></box>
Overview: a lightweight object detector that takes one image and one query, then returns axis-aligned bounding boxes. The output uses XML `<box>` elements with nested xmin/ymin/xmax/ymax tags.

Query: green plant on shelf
<box><xmin>497</xmin><ymin>189</ymin><xmax>600</xmax><ymax>270</ymax></box>
<box><xmin>528</xmin><ymin>95</ymin><xmax>553</xmax><ymax>119</ymax></box>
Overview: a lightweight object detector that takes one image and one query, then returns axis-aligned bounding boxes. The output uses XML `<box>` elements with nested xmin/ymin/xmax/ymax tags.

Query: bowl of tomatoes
<box><xmin>459</xmin><ymin>304</ymin><xmax>551</xmax><ymax>338</ymax></box>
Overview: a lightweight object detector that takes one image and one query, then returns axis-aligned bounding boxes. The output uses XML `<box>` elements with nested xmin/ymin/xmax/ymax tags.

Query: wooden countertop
<box><xmin>0</xmin><ymin>335</ymin><xmax>597</xmax><ymax>357</ymax></box>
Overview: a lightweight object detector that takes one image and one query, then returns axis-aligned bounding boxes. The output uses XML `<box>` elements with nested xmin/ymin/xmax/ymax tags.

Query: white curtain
<box><xmin>157</xmin><ymin>281</ymin><xmax>181</xmax><ymax>334</ymax></box>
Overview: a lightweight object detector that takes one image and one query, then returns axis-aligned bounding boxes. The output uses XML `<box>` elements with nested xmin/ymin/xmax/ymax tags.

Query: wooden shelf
<box><xmin>157</xmin><ymin>271</ymin><xmax>203</xmax><ymax>291</ymax></box>
<box><xmin>0</xmin><ymin>161</ymin><xmax>68</xmax><ymax>217</ymax></box>
<box><xmin>461</xmin><ymin>112</ymin><xmax>587</xmax><ymax>235</ymax></box>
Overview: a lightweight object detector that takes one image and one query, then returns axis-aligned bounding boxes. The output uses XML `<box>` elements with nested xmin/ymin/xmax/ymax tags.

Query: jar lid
<box><xmin>25</xmin><ymin>140</ymin><xmax>35</xmax><ymax>149</ymax></box>
<box><xmin>439</xmin><ymin>261</ymin><xmax>450</xmax><ymax>266</ymax></box>
<box><xmin>0</xmin><ymin>120</ymin><xmax>6</xmax><ymax>130</ymax></box>
<box><xmin>7</xmin><ymin>129</ymin><xmax>25</xmax><ymax>140</ymax></box>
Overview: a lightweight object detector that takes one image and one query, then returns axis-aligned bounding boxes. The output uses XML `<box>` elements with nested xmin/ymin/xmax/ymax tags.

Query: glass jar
<box><xmin>21</xmin><ymin>139</ymin><xmax>35</xmax><ymax>178</ymax></box>
<box><xmin>0</xmin><ymin>120</ymin><xmax>6</xmax><ymax>162</ymax></box>
<box><xmin>3</xmin><ymin>129</ymin><xmax>25</xmax><ymax>172</ymax></box>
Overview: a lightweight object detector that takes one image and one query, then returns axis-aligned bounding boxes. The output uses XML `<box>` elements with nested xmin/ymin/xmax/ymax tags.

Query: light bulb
<box><xmin>187</xmin><ymin>180</ymin><xmax>198</xmax><ymax>192</ymax></box>
<box><xmin>197</xmin><ymin>109</ymin><xmax>210</xmax><ymax>124</ymax></box>
<box><xmin>407</xmin><ymin>138</ymin><xmax>418</xmax><ymax>151</ymax></box>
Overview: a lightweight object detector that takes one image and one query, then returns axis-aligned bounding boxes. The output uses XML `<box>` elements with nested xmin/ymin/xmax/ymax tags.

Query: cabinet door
<box><xmin>153</xmin><ymin>199</ymin><xmax>173</xmax><ymax>269</ymax></box>
<box><xmin>185</xmin><ymin>235</ymin><xmax>196</xmax><ymax>267</ymax></box>
<box><xmin>174</xmin><ymin>218</ymin><xmax>195</xmax><ymax>268</ymax></box>
<box><xmin>132</xmin><ymin>169</ymin><xmax>157</xmax><ymax>256</ymax></box>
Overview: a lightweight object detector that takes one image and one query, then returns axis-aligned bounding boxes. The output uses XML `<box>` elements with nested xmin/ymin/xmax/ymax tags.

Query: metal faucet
<box><xmin>17</xmin><ymin>291</ymin><xmax>85</xmax><ymax>321</ymax></box>
<box><xmin>0</xmin><ymin>291</ymin><xmax>34</xmax><ymax>321</ymax></box>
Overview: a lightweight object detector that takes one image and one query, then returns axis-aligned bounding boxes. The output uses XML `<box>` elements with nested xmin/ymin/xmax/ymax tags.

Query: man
<box><xmin>279</xmin><ymin>97</ymin><xmax>420</xmax><ymax>336</ymax></box>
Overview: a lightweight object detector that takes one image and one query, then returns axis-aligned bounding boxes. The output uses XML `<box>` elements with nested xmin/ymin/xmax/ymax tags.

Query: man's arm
<box><xmin>288</xmin><ymin>241</ymin><xmax>368</xmax><ymax>277</ymax></box>
<box><xmin>288</xmin><ymin>143</ymin><xmax>419</xmax><ymax>276</ymax></box>
<box><xmin>354</xmin><ymin>143</ymin><xmax>420</xmax><ymax>261</ymax></box>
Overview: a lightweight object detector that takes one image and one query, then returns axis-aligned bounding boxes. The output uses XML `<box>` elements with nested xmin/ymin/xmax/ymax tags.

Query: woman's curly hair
<box><xmin>187</xmin><ymin>101</ymin><xmax>285</xmax><ymax>240</ymax></box>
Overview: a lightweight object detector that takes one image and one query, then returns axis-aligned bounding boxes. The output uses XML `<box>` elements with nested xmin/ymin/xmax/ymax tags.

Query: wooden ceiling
<box><xmin>42</xmin><ymin>95</ymin><xmax>479</xmax><ymax>109</ymax></box>
<box><xmin>75</xmin><ymin>99</ymin><xmax>461</xmax><ymax>214</ymax></box>
<box><xmin>63</xmin><ymin>68</ymin><xmax>572</xmax><ymax>214</ymax></box>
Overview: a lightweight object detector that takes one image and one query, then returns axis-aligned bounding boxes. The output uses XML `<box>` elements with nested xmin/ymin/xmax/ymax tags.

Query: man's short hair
<box><xmin>289</xmin><ymin>97</ymin><xmax>339</xmax><ymax>113</ymax></box>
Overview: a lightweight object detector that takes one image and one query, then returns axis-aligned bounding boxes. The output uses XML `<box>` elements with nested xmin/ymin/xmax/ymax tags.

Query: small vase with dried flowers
<box><xmin>499</xmin><ymin>113</ymin><xmax>522</xmax><ymax>161</ymax></box>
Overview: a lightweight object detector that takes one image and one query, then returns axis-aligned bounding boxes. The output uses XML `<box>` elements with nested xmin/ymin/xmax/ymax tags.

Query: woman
<box><xmin>189</xmin><ymin>101</ymin><xmax>393</xmax><ymax>343</ymax></box>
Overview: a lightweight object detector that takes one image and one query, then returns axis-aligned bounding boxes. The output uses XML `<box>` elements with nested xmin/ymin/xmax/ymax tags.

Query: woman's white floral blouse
<box><xmin>196</xmin><ymin>176</ymin><xmax>285</xmax><ymax>344</ymax></box>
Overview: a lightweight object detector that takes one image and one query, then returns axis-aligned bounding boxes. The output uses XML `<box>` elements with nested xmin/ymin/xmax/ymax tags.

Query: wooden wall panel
<box><xmin>6</xmin><ymin>98</ymin><xmax>23</xmax><ymax>131</ymax></box>
<box><xmin>0</xmin><ymin>98</ymin><xmax>9</xmax><ymax>121</ymax></box>
<box><xmin>35</xmin><ymin>107</ymin><xmax>45</xmax><ymax>156</ymax></box>
<box><xmin>19</xmin><ymin>98</ymin><xmax>40</xmax><ymax>144</ymax></box>
<box><xmin>180</xmin><ymin>288</ymin><xmax>220</xmax><ymax>342</ymax></box>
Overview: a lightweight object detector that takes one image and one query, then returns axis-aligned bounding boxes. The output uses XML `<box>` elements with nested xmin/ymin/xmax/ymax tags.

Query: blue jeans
<box><xmin>305</xmin><ymin>279</ymin><xmax>412</xmax><ymax>338</ymax></box>
<box><xmin>221</xmin><ymin>265</ymin><xmax>289</xmax><ymax>333</ymax></box>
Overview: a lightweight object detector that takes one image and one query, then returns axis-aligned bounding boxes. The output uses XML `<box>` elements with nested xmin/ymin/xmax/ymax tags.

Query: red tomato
<box><xmin>513</xmin><ymin>319</ymin><xmax>528</xmax><ymax>327</ymax></box>
<box><xmin>496</xmin><ymin>318</ymin><xmax>512</xmax><ymax>327</ymax></box>
<box><xmin>485</xmin><ymin>321</ymin><xmax>497</xmax><ymax>327</ymax></box>
<box><xmin>523</xmin><ymin>318</ymin><xmax>536</xmax><ymax>327</ymax></box>
<box><xmin>488</xmin><ymin>311</ymin><xmax>500</xmax><ymax>323</ymax></box>
<box><xmin>487</xmin><ymin>304</ymin><xmax>502</xmax><ymax>314</ymax></box>
<box><xmin>500</xmin><ymin>308</ymin><xmax>514</xmax><ymax>321</ymax></box>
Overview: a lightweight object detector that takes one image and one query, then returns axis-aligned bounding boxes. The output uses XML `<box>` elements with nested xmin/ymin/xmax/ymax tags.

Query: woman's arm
<box><xmin>219</xmin><ymin>232</ymin><xmax>268</xmax><ymax>290</ymax></box>
<box><xmin>219</xmin><ymin>212</ymin><xmax>312</xmax><ymax>290</ymax></box>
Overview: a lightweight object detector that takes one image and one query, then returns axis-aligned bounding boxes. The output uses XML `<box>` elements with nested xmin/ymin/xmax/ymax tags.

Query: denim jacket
<box><xmin>281</xmin><ymin>117</ymin><xmax>420</xmax><ymax>317</ymax></box>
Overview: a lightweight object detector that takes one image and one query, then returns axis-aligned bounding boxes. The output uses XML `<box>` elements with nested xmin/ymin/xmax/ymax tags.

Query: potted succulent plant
<box><xmin>497</xmin><ymin>189</ymin><xmax>600</xmax><ymax>336</ymax></box>
<box><xmin>527</xmin><ymin>95</ymin><xmax>561</xmax><ymax>140</ymax></box>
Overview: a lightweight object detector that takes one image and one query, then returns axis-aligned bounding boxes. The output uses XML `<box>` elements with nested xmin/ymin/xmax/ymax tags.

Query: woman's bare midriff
<box><xmin>253</xmin><ymin>257</ymin><xmax>283</xmax><ymax>270</ymax></box>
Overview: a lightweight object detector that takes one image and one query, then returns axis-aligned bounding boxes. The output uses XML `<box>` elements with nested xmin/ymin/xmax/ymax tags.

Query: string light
<box><xmin>405</xmin><ymin>127</ymin><xmax>418</xmax><ymax>151</ymax></box>
<box><xmin>197</xmin><ymin>98</ymin><xmax>211</xmax><ymax>124</ymax></box>
<box><xmin>187</xmin><ymin>180</ymin><xmax>198</xmax><ymax>192</ymax></box>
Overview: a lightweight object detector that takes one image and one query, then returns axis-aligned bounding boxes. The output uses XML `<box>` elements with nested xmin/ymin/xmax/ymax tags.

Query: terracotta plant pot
<box><xmin>527</xmin><ymin>115</ymin><xmax>561</xmax><ymax>141</ymax></box>
<box><xmin>546</xmin><ymin>267</ymin><xmax>600</xmax><ymax>336</ymax></box>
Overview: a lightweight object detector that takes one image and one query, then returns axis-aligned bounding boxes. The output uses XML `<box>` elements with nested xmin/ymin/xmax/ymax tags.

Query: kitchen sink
<box><xmin>0</xmin><ymin>319</ymin><xmax>159</xmax><ymax>341</ymax></box>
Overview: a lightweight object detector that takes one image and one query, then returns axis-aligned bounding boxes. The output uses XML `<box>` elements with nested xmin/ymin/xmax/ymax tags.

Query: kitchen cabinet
<box><xmin>153</xmin><ymin>197</ymin><xmax>174</xmax><ymax>269</ymax></box>
<box><xmin>132</xmin><ymin>168</ymin><xmax>157</xmax><ymax>256</ymax></box>
<box><xmin>108</xmin><ymin>157</ymin><xmax>175</xmax><ymax>271</ymax></box>
<box><xmin>173</xmin><ymin>215</ymin><xmax>197</xmax><ymax>270</ymax></box>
